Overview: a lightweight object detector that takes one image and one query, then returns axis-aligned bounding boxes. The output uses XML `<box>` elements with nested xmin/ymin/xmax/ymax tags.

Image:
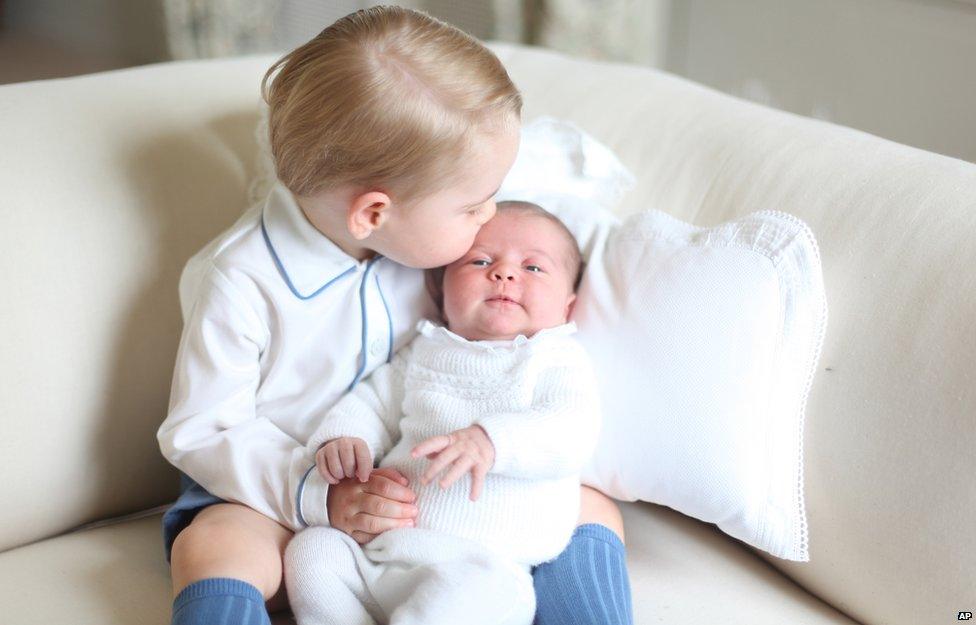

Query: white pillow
<box><xmin>499</xmin><ymin>118</ymin><xmax>826</xmax><ymax>562</ymax></box>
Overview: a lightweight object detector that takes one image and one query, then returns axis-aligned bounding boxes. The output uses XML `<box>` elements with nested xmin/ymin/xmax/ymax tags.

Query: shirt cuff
<box><xmin>297</xmin><ymin>465</ymin><xmax>331</xmax><ymax>527</ymax></box>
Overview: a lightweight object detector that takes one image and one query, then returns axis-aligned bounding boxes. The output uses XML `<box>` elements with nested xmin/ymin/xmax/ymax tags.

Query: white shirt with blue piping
<box><xmin>157</xmin><ymin>182</ymin><xmax>437</xmax><ymax>530</ymax></box>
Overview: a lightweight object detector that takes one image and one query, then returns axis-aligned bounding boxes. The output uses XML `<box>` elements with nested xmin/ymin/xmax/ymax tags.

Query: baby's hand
<box><xmin>411</xmin><ymin>425</ymin><xmax>495</xmax><ymax>501</ymax></box>
<box><xmin>316</xmin><ymin>437</ymin><xmax>372</xmax><ymax>484</ymax></box>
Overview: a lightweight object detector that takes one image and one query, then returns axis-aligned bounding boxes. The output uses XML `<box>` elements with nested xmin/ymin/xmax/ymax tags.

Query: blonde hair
<box><xmin>261</xmin><ymin>5</ymin><xmax>522</xmax><ymax>202</ymax></box>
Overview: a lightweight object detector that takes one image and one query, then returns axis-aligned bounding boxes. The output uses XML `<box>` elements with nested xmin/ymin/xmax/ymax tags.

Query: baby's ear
<box><xmin>565</xmin><ymin>292</ymin><xmax>577</xmax><ymax>321</ymax></box>
<box><xmin>347</xmin><ymin>191</ymin><xmax>391</xmax><ymax>240</ymax></box>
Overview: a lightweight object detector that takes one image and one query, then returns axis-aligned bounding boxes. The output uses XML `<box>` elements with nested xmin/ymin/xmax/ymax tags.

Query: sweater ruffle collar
<box><xmin>416</xmin><ymin>319</ymin><xmax>577</xmax><ymax>352</ymax></box>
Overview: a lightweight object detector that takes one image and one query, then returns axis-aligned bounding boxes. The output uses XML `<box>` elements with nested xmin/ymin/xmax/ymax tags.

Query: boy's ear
<box><xmin>347</xmin><ymin>191</ymin><xmax>392</xmax><ymax>240</ymax></box>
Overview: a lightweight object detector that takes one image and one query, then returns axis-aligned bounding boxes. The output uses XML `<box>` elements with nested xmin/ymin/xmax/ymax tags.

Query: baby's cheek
<box><xmin>536</xmin><ymin>293</ymin><xmax>570</xmax><ymax>325</ymax></box>
<box><xmin>440</xmin><ymin>289</ymin><xmax>466</xmax><ymax>328</ymax></box>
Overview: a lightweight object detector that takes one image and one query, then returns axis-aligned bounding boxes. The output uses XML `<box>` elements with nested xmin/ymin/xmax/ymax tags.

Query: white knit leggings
<box><xmin>284</xmin><ymin>526</ymin><xmax>536</xmax><ymax>625</ymax></box>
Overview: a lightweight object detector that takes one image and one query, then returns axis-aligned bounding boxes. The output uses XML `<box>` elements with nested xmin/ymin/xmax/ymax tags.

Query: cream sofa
<box><xmin>1</xmin><ymin>42</ymin><xmax>973</xmax><ymax>625</ymax></box>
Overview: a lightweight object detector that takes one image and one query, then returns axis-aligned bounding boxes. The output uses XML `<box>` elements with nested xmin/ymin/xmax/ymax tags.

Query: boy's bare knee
<box><xmin>170</xmin><ymin>503</ymin><xmax>292</xmax><ymax>600</ymax></box>
<box><xmin>578</xmin><ymin>486</ymin><xmax>625</xmax><ymax>544</ymax></box>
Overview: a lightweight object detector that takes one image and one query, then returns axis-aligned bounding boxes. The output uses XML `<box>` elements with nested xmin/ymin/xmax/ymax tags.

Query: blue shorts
<box><xmin>161</xmin><ymin>473</ymin><xmax>224</xmax><ymax>563</ymax></box>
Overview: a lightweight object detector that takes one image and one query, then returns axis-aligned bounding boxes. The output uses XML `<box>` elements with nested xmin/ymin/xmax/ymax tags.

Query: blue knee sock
<box><xmin>532</xmin><ymin>524</ymin><xmax>633</xmax><ymax>625</ymax></box>
<box><xmin>172</xmin><ymin>578</ymin><xmax>271</xmax><ymax>625</ymax></box>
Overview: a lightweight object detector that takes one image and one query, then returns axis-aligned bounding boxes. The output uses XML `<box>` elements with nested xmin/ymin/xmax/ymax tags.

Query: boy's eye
<box><xmin>525</xmin><ymin>265</ymin><xmax>543</xmax><ymax>273</ymax></box>
<box><xmin>472</xmin><ymin>259</ymin><xmax>490</xmax><ymax>267</ymax></box>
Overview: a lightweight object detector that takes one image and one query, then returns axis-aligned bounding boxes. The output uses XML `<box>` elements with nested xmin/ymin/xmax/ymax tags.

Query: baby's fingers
<box><xmin>315</xmin><ymin>452</ymin><xmax>338</xmax><ymax>484</ymax></box>
<box><xmin>318</xmin><ymin>445</ymin><xmax>342</xmax><ymax>484</ymax></box>
<box><xmin>338</xmin><ymin>440</ymin><xmax>359</xmax><ymax>479</ymax></box>
<box><xmin>354</xmin><ymin>440</ymin><xmax>372</xmax><ymax>483</ymax></box>
<box><xmin>438</xmin><ymin>456</ymin><xmax>474</xmax><ymax>490</ymax></box>
<box><xmin>411</xmin><ymin>435</ymin><xmax>451</xmax><ymax>459</ymax></box>
<box><xmin>422</xmin><ymin>445</ymin><xmax>462</xmax><ymax>485</ymax></box>
<box><xmin>469</xmin><ymin>463</ymin><xmax>488</xmax><ymax>501</ymax></box>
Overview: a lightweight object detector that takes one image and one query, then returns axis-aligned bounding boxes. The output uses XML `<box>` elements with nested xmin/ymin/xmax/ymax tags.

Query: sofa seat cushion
<box><xmin>0</xmin><ymin>513</ymin><xmax>174</xmax><ymax>624</ymax></box>
<box><xmin>620</xmin><ymin>504</ymin><xmax>855</xmax><ymax>623</ymax></box>
<box><xmin>0</xmin><ymin>504</ymin><xmax>855</xmax><ymax>624</ymax></box>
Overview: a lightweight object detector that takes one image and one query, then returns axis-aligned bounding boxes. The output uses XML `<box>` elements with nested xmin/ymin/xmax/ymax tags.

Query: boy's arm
<box><xmin>157</xmin><ymin>265</ymin><xmax>328</xmax><ymax>531</ymax></box>
<box><xmin>306</xmin><ymin>348</ymin><xmax>410</xmax><ymax>463</ymax></box>
<box><xmin>476</xmin><ymin>342</ymin><xmax>602</xmax><ymax>480</ymax></box>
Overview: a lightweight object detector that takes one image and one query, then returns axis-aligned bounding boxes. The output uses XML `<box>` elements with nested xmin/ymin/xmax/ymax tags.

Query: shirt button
<box><xmin>370</xmin><ymin>338</ymin><xmax>385</xmax><ymax>357</ymax></box>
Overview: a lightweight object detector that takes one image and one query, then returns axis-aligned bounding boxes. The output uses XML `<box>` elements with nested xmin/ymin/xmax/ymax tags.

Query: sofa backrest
<box><xmin>1</xmin><ymin>44</ymin><xmax>973</xmax><ymax>623</ymax></box>
<box><xmin>0</xmin><ymin>55</ymin><xmax>273</xmax><ymax>551</ymax></box>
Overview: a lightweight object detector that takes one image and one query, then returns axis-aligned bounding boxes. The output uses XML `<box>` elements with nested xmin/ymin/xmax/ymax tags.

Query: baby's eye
<box><xmin>525</xmin><ymin>265</ymin><xmax>543</xmax><ymax>273</ymax></box>
<box><xmin>472</xmin><ymin>259</ymin><xmax>490</xmax><ymax>267</ymax></box>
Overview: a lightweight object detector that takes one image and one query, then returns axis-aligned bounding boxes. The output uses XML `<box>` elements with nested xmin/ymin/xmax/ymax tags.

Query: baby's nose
<box><xmin>492</xmin><ymin>267</ymin><xmax>516</xmax><ymax>281</ymax></box>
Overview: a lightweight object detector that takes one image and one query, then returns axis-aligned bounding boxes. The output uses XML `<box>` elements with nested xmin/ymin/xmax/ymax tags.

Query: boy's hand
<box><xmin>411</xmin><ymin>425</ymin><xmax>495</xmax><ymax>501</ymax></box>
<box><xmin>316</xmin><ymin>436</ymin><xmax>372</xmax><ymax>484</ymax></box>
<box><xmin>326</xmin><ymin>467</ymin><xmax>418</xmax><ymax>544</ymax></box>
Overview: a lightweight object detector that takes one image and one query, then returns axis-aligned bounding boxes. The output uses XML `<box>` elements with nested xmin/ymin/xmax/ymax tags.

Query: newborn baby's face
<box><xmin>442</xmin><ymin>210</ymin><xmax>577</xmax><ymax>341</ymax></box>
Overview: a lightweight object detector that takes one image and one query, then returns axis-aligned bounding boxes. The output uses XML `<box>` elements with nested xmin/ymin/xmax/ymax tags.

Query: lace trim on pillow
<box><xmin>757</xmin><ymin>209</ymin><xmax>826</xmax><ymax>562</ymax></box>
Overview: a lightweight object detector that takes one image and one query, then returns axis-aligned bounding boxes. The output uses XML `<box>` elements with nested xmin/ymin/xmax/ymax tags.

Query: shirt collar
<box><xmin>261</xmin><ymin>181</ymin><xmax>364</xmax><ymax>299</ymax></box>
<box><xmin>417</xmin><ymin>319</ymin><xmax>578</xmax><ymax>351</ymax></box>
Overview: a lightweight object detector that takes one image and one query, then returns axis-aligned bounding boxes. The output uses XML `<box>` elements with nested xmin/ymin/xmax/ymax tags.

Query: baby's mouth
<box><xmin>485</xmin><ymin>294</ymin><xmax>521</xmax><ymax>307</ymax></box>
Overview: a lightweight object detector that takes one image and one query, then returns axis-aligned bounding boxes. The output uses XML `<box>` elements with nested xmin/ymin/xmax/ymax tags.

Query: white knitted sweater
<box><xmin>306</xmin><ymin>320</ymin><xmax>602</xmax><ymax>566</ymax></box>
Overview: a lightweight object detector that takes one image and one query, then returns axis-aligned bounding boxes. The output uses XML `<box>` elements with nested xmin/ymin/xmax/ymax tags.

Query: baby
<box><xmin>284</xmin><ymin>201</ymin><xmax>602</xmax><ymax>625</ymax></box>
